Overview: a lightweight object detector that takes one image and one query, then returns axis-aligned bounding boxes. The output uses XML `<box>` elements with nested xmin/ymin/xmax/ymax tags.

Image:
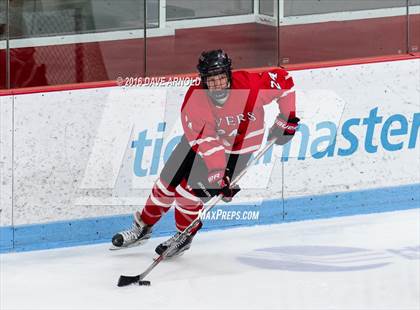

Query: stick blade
<box><xmin>117</xmin><ymin>275</ymin><xmax>140</xmax><ymax>287</ymax></box>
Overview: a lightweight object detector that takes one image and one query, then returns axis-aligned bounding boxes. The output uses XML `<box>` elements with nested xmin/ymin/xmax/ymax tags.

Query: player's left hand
<box><xmin>268</xmin><ymin>113</ymin><xmax>300</xmax><ymax>145</ymax></box>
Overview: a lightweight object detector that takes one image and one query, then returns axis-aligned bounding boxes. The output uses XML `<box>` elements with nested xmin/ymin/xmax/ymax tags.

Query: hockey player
<box><xmin>111</xmin><ymin>49</ymin><xmax>300</xmax><ymax>257</ymax></box>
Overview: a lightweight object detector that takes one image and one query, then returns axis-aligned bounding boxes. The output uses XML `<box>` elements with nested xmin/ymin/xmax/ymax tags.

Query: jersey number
<box><xmin>269</xmin><ymin>72</ymin><xmax>281</xmax><ymax>90</ymax></box>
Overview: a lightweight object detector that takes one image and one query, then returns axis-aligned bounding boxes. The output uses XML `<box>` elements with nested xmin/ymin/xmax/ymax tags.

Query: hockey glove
<box><xmin>207</xmin><ymin>169</ymin><xmax>240</xmax><ymax>203</ymax></box>
<box><xmin>268</xmin><ymin>113</ymin><xmax>300</xmax><ymax>145</ymax></box>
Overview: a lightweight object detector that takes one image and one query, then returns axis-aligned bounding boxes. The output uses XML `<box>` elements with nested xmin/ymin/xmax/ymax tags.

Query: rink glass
<box><xmin>0</xmin><ymin>0</ymin><xmax>419</xmax><ymax>89</ymax></box>
<box><xmin>278</xmin><ymin>0</ymin><xmax>409</xmax><ymax>65</ymax></box>
<box><xmin>0</xmin><ymin>0</ymin><xmax>6</xmax><ymax>89</ymax></box>
<box><xmin>409</xmin><ymin>0</ymin><xmax>420</xmax><ymax>53</ymax></box>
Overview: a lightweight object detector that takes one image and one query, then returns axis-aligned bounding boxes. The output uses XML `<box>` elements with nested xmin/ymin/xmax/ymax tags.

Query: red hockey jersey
<box><xmin>181</xmin><ymin>69</ymin><xmax>296</xmax><ymax>172</ymax></box>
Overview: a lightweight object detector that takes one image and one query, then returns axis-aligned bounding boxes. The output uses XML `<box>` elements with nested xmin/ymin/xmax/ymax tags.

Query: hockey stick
<box><xmin>117</xmin><ymin>139</ymin><xmax>276</xmax><ymax>287</ymax></box>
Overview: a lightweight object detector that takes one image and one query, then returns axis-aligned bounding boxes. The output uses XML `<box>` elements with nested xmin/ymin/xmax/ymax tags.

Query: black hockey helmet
<box><xmin>197</xmin><ymin>49</ymin><xmax>232</xmax><ymax>88</ymax></box>
<box><xmin>197</xmin><ymin>49</ymin><xmax>232</xmax><ymax>105</ymax></box>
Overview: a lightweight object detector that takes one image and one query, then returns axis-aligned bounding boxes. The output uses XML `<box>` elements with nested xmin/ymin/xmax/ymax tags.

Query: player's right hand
<box><xmin>207</xmin><ymin>169</ymin><xmax>240</xmax><ymax>202</ymax></box>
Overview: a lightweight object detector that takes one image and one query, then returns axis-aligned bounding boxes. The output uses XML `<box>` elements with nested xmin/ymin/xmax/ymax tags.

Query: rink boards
<box><xmin>0</xmin><ymin>58</ymin><xmax>419</xmax><ymax>252</ymax></box>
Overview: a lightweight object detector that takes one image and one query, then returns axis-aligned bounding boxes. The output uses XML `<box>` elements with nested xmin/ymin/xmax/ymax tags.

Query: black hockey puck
<box><xmin>139</xmin><ymin>280</ymin><xmax>151</xmax><ymax>286</ymax></box>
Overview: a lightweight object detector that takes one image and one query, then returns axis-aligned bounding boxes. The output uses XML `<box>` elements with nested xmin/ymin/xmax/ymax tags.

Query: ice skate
<box><xmin>155</xmin><ymin>231</ymin><xmax>195</xmax><ymax>258</ymax></box>
<box><xmin>110</xmin><ymin>212</ymin><xmax>152</xmax><ymax>250</ymax></box>
<box><xmin>155</xmin><ymin>221</ymin><xmax>202</xmax><ymax>258</ymax></box>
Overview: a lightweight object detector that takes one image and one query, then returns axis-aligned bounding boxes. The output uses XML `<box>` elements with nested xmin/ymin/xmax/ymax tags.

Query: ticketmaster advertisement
<box><xmin>0</xmin><ymin>59</ymin><xmax>419</xmax><ymax>251</ymax></box>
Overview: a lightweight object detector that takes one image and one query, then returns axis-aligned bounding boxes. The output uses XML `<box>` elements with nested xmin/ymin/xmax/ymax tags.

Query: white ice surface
<box><xmin>1</xmin><ymin>209</ymin><xmax>419</xmax><ymax>310</ymax></box>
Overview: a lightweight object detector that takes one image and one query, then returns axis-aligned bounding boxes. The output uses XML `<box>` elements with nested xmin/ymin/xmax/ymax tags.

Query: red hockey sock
<box><xmin>174</xmin><ymin>180</ymin><xmax>203</xmax><ymax>234</ymax></box>
<box><xmin>141</xmin><ymin>178</ymin><xmax>175</xmax><ymax>226</ymax></box>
